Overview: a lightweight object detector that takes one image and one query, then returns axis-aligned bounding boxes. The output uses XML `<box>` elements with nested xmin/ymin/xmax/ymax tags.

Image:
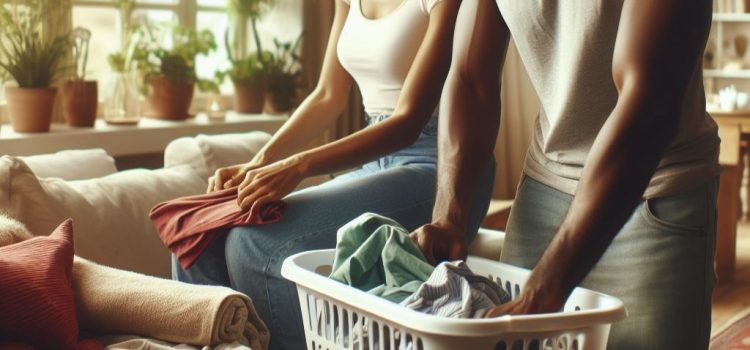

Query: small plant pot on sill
<box><xmin>5</xmin><ymin>86</ymin><xmax>57</xmax><ymax>133</ymax></box>
<box><xmin>61</xmin><ymin>80</ymin><xmax>98</xmax><ymax>127</ymax></box>
<box><xmin>232</xmin><ymin>79</ymin><xmax>264</xmax><ymax>114</ymax></box>
<box><xmin>143</xmin><ymin>77</ymin><xmax>194</xmax><ymax>121</ymax></box>
<box><xmin>263</xmin><ymin>79</ymin><xmax>297</xmax><ymax>115</ymax></box>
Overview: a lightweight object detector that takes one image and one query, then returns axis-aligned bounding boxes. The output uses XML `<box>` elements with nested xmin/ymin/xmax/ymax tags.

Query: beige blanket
<box><xmin>73</xmin><ymin>257</ymin><xmax>270</xmax><ymax>349</ymax></box>
<box><xmin>0</xmin><ymin>214</ymin><xmax>269</xmax><ymax>349</ymax></box>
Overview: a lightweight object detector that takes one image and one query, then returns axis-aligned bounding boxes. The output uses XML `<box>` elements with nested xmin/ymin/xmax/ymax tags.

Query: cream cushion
<box><xmin>20</xmin><ymin>149</ymin><xmax>118</xmax><ymax>180</ymax></box>
<box><xmin>164</xmin><ymin>132</ymin><xmax>272</xmax><ymax>178</ymax></box>
<box><xmin>0</xmin><ymin>156</ymin><xmax>206</xmax><ymax>277</ymax></box>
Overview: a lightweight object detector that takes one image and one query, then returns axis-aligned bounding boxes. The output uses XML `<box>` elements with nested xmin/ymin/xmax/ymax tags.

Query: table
<box><xmin>711</xmin><ymin>110</ymin><xmax>750</xmax><ymax>282</ymax></box>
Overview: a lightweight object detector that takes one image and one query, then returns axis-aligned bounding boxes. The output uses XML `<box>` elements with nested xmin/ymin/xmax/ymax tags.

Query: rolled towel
<box><xmin>72</xmin><ymin>257</ymin><xmax>270</xmax><ymax>349</ymax></box>
<box><xmin>0</xmin><ymin>213</ymin><xmax>33</xmax><ymax>247</ymax></box>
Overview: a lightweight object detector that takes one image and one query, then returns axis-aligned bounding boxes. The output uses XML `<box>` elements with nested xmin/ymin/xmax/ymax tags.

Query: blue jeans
<box><xmin>174</xmin><ymin>115</ymin><xmax>496</xmax><ymax>350</ymax></box>
<box><xmin>501</xmin><ymin>175</ymin><xmax>718</xmax><ymax>350</ymax></box>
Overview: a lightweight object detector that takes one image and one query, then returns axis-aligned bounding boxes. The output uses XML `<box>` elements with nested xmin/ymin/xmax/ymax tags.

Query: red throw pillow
<box><xmin>0</xmin><ymin>219</ymin><xmax>78</xmax><ymax>350</ymax></box>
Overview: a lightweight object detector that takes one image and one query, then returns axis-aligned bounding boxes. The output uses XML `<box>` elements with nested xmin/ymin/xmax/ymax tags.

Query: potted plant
<box><xmin>262</xmin><ymin>36</ymin><xmax>303</xmax><ymax>115</ymax></box>
<box><xmin>225</xmin><ymin>0</ymin><xmax>274</xmax><ymax>114</ymax></box>
<box><xmin>0</xmin><ymin>2</ymin><xmax>70</xmax><ymax>133</ymax></box>
<box><xmin>131</xmin><ymin>24</ymin><xmax>216</xmax><ymax>120</ymax></box>
<box><xmin>102</xmin><ymin>0</ymin><xmax>142</xmax><ymax>125</ymax></box>
<box><xmin>61</xmin><ymin>27</ymin><xmax>98</xmax><ymax>127</ymax></box>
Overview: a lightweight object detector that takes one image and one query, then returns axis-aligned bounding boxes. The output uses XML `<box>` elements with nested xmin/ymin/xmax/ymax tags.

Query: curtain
<box><xmin>302</xmin><ymin>0</ymin><xmax>365</xmax><ymax>145</ymax></box>
<box><xmin>493</xmin><ymin>42</ymin><xmax>539</xmax><ymax>199</ymax></box>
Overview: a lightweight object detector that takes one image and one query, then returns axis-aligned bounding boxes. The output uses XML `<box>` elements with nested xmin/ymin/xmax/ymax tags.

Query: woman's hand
<box><xmin>236</xmin><ymin>155</ymin><xmax>309</xmax><ymax>214</ymax></box>
<box><xmin>207</xmin><ymin>162</ymin><xmax>262</xmax><ymax>193</ymax></box>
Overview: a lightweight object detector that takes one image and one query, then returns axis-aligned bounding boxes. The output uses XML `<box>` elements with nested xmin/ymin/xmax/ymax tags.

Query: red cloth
<box><xmin>150</xmin><ymin>187</ymin><xmax>285</xmax><ymax>269</ymax></box>
<box><xmin>0</xmin><ymin>220</ymin><xmax>78</xmax><ymax>350</ymax></box>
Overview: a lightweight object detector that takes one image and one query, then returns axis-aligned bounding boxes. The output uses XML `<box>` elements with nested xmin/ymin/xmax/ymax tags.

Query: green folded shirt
<box><xmin>329</xmin><ymin>213</ymin><xmax>435</xmax><ymax>303</ymax></box>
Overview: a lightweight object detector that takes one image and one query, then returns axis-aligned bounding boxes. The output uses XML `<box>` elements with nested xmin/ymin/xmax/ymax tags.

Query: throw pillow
<box><xmin>20</xmin><ymin>149</ymin><xmax>117</xmax><ymax>181</ymax></box>
<box><xmin>164</xmin><ymin>132</ymin><xmax>271</xmax><ymax>178</ymax></box>
<box><xmin>0</xmin><ymin>156</ymin><xmax>206</xmax><ymax>277</ymax></box>
<box><xmin>0</xmin><ymin>220</ymin><xmax>78</xmax><ymax>349</ymax></box>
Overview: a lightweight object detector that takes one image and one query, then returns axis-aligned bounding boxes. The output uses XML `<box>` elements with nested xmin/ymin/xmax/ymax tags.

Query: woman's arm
<box><xmin>209</xmin><ymin>0</ymin><xmax>354</xmax><ymax>192</ymax></box>
<box><xmin>235</xmin><ymin>0</ymin><xmax>463</xmax><ymax>212</ymax></box>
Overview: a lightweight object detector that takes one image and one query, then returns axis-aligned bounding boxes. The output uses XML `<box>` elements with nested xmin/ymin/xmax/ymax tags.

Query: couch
<box><xmin>0</xmin><ymin>131</ymin><xmax>505</xmax><ymax>348</ymax></box>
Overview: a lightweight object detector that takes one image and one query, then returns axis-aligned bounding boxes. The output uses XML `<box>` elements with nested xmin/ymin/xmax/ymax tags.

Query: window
<box><xmin>71</xmin><ymin>0</ymin><xmax>231</xmax><ymax>94</ymax></box>
<box><xmin>0</xmin><ymin>0</ymin><xmax>302</xmax><ymax>114</ymax></box>
<box><xmin>69</xmin><ymin>0</ymin><xmax>303</xmax><ymax>96</ymax></box>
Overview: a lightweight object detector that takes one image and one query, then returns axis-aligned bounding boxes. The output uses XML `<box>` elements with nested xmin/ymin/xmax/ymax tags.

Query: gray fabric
<box><xmin>495</xmin><ymin>0</ymin><xmax>720</xmax><ymax>198</ymax></box>
<box><xmin>400</xmin><ymin>261</ymin><xmax>511</xmax><ymax>318</ymax></box>
<box><xmin>501</xmin><ymin>175</ymin><xmax>718</xmax><ymax>350</ymax></box>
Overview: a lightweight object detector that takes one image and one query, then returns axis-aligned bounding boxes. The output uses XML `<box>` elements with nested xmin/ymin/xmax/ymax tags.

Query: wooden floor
<box><xmin>712</xmin><ymin>220</ymin><xmax>750</xmax><ymax>336</ymax></box>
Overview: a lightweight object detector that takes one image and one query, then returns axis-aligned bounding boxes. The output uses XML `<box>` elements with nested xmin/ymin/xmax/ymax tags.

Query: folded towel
<box><xmin>150</xmin><ymin>187</ymin><xmax>285</xmax><ymax>269</ymax></box>
<box><xmin>72</xmin><ymin>257</ymin><xmax>270</xmax><ymax>349</ymax></box>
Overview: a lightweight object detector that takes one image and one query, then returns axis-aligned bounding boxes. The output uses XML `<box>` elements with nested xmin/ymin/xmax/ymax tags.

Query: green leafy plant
<box><xmin>262</xmin><ymin>35</ymin><xmax>303</xmax><ymax>86</ymax></box>
<box><xmin>261</xmin><ymin>35</ymin><xmax>303</xmax><ymax>112</ymax></box>
<box><xmin>130</xmin><ymin>24</ymin><xmax>217</xmax><ymax>94</ymax></box>
<box><xmin>107</xmin><ymin>0</ymin><xmax>138</xmax><ymax>73</ymax></box>
<box><xmin>225</xmin><ymin>0</ymin><xmax>274</xmax><ymax>84</ymax></box>
<box><xmin>0</xmin><ymin>1</ymin><xmax>71</xmax><ymax>88</ymax></box>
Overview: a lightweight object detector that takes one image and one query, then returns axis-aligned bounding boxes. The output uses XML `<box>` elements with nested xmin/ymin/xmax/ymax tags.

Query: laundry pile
<box><xmin>329</xmin><ymin>213</ymin><xmax>511</xmax><ymax>318</ymax></box>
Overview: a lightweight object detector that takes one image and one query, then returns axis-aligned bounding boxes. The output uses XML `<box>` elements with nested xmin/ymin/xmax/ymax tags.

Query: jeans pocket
<box><xmin>640</xmin><ymin>197</ymin><xmax>707</xmax><ymax>236</ymax></box>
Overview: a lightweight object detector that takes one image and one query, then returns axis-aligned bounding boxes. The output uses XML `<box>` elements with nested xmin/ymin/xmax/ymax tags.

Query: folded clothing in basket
<box><xmin>400</xmin><ymin>261</ymin><xmax>511</xmax><ymax>318</ymax></box>
<box><xmin>150</xmin><ymin>187</ymin><xmax>285</xmax><ymax>269</ymax></box>
<box><xmin>329</xmin><ymin>213</ymin><xmax>434</xmax><ymax>303</ymax></box>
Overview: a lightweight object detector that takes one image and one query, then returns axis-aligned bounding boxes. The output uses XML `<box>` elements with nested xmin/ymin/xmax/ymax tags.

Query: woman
<box><xmin>175</xmin><ymin>0</ymin><xmax>495</xmax><ymax>348</ymax></box>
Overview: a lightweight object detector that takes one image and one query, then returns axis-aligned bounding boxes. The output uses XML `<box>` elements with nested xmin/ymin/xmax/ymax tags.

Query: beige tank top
<box><xmin>496</xmin><ymin>0</ymin><xmax>720</xmax><ymax>198</ymax></box>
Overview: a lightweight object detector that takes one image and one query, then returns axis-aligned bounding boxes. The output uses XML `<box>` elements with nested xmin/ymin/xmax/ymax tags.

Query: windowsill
<box><xmin>0</xmin><ymin>112</ymin><xmax>287</xmax><ymax>157</ymax></box>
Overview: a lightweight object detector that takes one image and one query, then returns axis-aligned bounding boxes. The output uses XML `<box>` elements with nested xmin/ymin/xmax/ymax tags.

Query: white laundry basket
<box><xmin>281</xmin><ymin>250</ymin><xmax>627</xmax><ymax>350</ymax></box>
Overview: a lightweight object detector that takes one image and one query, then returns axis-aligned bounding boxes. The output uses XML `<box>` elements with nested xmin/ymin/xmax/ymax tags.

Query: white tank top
<box><xmin>338</xmin><ymin>0</ymin><xmax>443</xmax><ymax>115</ymax></box>
<box><xmin>496</xmin><ymin>0</ymin><xmax>720</xmax><ymax>198</ymax></box>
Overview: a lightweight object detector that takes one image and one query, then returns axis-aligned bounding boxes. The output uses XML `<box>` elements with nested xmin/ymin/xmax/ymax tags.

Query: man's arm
<box><xmin>488</xmin><ymin>0</ymin><xmax>713</xmax><ymax>315</ymax></box>
<box><xmin>411</xmin><ymin>0</ymin><xmax>510</xmax><ymax>264</ymax></box>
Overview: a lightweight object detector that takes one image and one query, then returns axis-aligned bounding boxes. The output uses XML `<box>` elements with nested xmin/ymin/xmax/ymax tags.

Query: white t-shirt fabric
<box><xmin>496</xmin><ymin>0</ymin><xmax>720</xmax><ymax>198</ymax></box>
<box><xmin>338</xmin><ymin>0</ymin><xmax>443</xmax><ymax>115</ymax></box>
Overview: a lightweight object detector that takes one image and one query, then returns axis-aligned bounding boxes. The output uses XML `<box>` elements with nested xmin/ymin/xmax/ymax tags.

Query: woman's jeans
<box><xmin>173</xmin><ymin>115</ymin><xmax>496</xmax><ymax>350</ymax></box>
<box><xmin>501</xmin><ymin>175</ymin><xmax>718</xmax><ymax>350</ymax></box>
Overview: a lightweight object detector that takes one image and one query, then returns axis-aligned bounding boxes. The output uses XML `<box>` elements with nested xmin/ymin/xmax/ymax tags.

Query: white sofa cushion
<box><xmin>0</xmin><ymin>156</ymin><xmax>206</xmax><ymax>277</ymax></box>
<box><xmin>20</xmin><ymin>149</ymin><xmax>118</xmax><ymax>180</ymax></box>
<box><xmin>164</xmin><ymin>132</ymin><xmax>272</xmax><ymax>178</ymax></box>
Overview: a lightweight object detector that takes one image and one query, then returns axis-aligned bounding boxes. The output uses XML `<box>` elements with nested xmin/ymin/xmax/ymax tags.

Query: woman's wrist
<box><xmin>293</xmin><ymin>152</ymin><xmax>314</xmax><ymax>178</ymax></box>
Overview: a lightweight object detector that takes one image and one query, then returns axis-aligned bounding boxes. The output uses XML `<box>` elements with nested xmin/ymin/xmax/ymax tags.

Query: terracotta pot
<box><xmin>61</xmin><ymin>80</ymin><xmax>98</xmax><ymax>127</ymax></box>
<box><xmin>233</xmin><ymin>79</ymin><xmax>264</xmax><ymax>114</ymax></box>
<box><xmin>5</xmin><ymin>87</ymin><xmax>57</xmax><ymax>133</ymax></box>
<box><xmin>144</xmin><ymin>77</ymin><xmax>194</xmax><ymax>120</ymax></box>
<box><xmin>263</xmin><ymin>76</ymin><xmax>297</xmax><ymax>115</ymax></box>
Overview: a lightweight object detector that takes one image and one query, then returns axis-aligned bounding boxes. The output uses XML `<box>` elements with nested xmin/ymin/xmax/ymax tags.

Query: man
<box><xmin>411</xmin><ymin>0</ymin><xmax>719</xmax><ymax>348</ymax></box>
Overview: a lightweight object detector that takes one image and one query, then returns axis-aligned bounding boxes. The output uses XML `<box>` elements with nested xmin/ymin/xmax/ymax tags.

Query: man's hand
<box><xmin>409</xmin><ymin>222</ymin><xmax>468</xmax><ymax>265</ymax></box>
<box><xmin>484</xmin><ymin>280</ymin><xmax>567</xmax><ymax>318</ymax></box>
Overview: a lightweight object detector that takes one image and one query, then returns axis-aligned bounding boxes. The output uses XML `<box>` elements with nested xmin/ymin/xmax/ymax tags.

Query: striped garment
<box><xmin>399</xmin><ymin>261</ymin><xmax>511</xmax><ymax>318</ymax></box>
